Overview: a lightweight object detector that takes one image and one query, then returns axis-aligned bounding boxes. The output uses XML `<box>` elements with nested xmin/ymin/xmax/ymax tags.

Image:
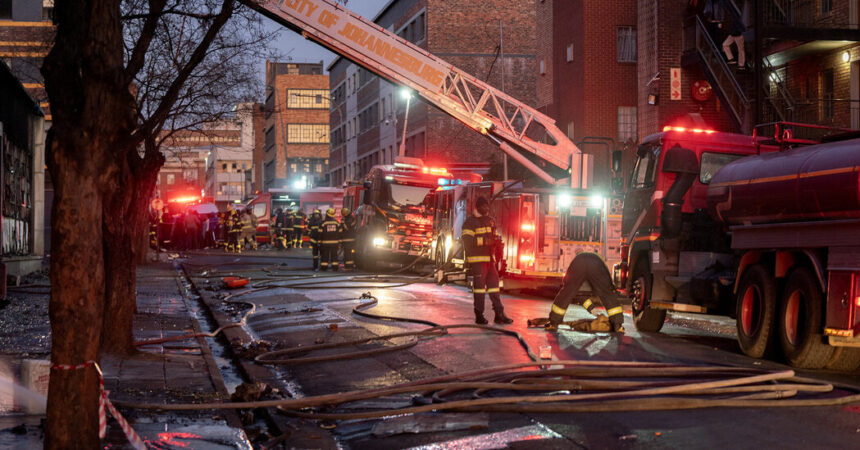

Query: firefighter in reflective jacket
<box><xmin>339</xmin><ymin>208</ymin><xmax>357</xmax><ymax>270</ymax></box>
<box><xmin>319</xmin><ymin>208</ymin><xmax>341</xmax><ymax>271</ymax></box>
<box><xmin>308</xmin><ymin>209</ymin><xmax>323</xmax><ymax>270</ymax></box>
<box><xmin>546</xmin><ymin>252</ymin><xmax>625</xmax><ymax>332</ymax></box>
<box><xmin>284</xmin><ymin>208</ymin><xmax>295</xmax><ymax>249</ymax></box>
<box><xmin>273</xmin><ymin>208</ymin><xmax>287</xmax><ymax>250</ymax></box>
<box><xmin>292</xmin><ymin>209</ymin><xmax>305</xmax><ymax>248</ymax></box>
<box><xmin>462</xmin><ymin>196</ymin><xmax>513</xmax><ymax>325</ymax></box>
<box><xmin>228</xmin><ymin>209</ymin><xmax>243</xmax><ymax>253</ymax></box>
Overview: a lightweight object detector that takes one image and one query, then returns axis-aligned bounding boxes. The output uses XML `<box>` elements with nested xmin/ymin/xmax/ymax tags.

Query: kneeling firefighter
<box><xmin>339</xmin><ymin>208</ymin><xmax>357</xmax><ymax>270</ymax></box>
<box><xmin>545</xmin><ymin>252</ymin><xmax>625</xmax><ymax>332</ymax></box>
<box><xmin>463</xmin><ymin>196</ymin><xmax>512</xmax><ymax>325</ymax></box>
<box><xmin>319</xmin><ymin>208</ymin><xmax>340</xmax><ymax>271</ymax></box>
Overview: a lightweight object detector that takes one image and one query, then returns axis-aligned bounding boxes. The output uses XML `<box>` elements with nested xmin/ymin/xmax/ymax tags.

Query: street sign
<box><xmin>670</xmin><ymin>68</ymin><xmax>681</xmax><ymax>100</ymax></box>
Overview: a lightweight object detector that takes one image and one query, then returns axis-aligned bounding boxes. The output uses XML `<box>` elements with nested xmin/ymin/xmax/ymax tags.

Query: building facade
<box><xmin>0</xmin><ymin>60</ymin><xmax>46</xmax><ymax>278</ymax></box>
<box><xmin>205</xmin><ymin>147</ymin><xmax>253</xmax><ymax>207</ymax></box>
<box><xmin>157</xmin><ymin>129</ymin><xmax>236</xmax><ymax>203</ymax></box>
<box><xmin>536</xmin><ymin>0</ymin><xmax>639</xmax><ymax>189</ymax></box>
<box><xmin>328</xmin><ymin>0</ymin><xmax>537</xmax><ymax>186</ymax></box>
<box><xmin>263</xmin><ymin>61</ymin><xmax>330</xmax><ymax>191</ymax></box>
<box><xmin>638</xmin><ymin>0</ymin><xmax>860</xmax><ymax>141</ymax></box>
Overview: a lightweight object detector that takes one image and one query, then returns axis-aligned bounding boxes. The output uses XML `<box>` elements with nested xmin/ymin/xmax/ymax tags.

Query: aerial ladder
<box><xmin>242</xmin><ymin>0</ymin><xmax>593</xmax><ymax>189</ymax></box>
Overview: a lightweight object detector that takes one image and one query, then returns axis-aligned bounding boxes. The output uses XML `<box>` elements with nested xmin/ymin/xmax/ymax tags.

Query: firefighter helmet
<box><xmin>313</xmin><ymin>208</ymin><xmax>321</xmax><ymax>214</ymax></box>
<box><xmin>326</xmin><ymin>208</ymin><xmax>335</xmax><ymax>217</ymax></box>
<box><xmin>341</xmin><ymin>207</ymin><xmax>350</xmax><ymax>216</ymax></box>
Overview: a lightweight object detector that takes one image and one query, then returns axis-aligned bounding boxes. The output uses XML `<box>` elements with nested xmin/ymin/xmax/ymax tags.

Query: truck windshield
<box><xmin>631</xmin><ymin>143</ymin><xmax>660</xmax><ymax>189</ymax></box>
<box><xmin>700</xmin><ymin>152</ymin><xmax>745</xmax><ymax>184</ymax></box>
<box><xmin>388</xmin><ymin>182</ymin><xmax>434</xmax><ymax>207</ymax></box>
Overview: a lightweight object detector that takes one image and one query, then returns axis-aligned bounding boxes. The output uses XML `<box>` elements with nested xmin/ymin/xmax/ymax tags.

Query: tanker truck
<box><xmin>613</xmin><ymin>122</ymin><xmax>860</xmax><ymax>370</ymax></box>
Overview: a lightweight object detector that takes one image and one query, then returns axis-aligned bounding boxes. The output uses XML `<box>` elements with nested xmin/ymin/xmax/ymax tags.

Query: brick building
<box><xmin>328</xmin><ymin>0</ymin><xmax>537</xmax><ymax>186</ymax></box>
<box><xmin>639</xmin><ymin>0</ymin><xmax>860</xmax><ymax>142</ymax></box>
<box><xmin>536</xmin><ymin>0</ymin><xmax>638</xmax><ymax>189</ymax></box>
<box><xmin>156</xmin><ymin>128</ymin><xmax>239</xmax><ymax>203</ymax></box>
<box><xmin>263</xmin><ymin>61</ymin><xmax>330</xmax><ymax>191</ymax></box>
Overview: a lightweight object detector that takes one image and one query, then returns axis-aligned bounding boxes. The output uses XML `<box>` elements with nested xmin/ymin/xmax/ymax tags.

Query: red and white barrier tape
<box><xmin>51</xmin><ymin>360</ymin><xmax>146</xmax><ymax>450</ymax></box>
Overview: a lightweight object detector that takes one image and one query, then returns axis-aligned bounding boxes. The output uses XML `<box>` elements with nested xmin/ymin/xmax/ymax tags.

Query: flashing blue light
<box><xmin>438</xmin><ymin>178</ymin><xmax>449</xmax><ymax>186</ymax></box>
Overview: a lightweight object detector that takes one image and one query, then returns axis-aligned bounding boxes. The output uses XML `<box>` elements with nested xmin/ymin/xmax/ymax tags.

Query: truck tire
<box><xmin>434</xmin><ymin>237</ymin><xmax>447</xmax><ymax>272</ymax></box>
<box><xmin>824</xmin><ymin>347</ymin><xmax>860</xmax><ymax>373</ymax></box>
<box><xmin>778</xmin><ymin>268</ymin><xmax>834</xmax><ymax>369</ymax></box>
<box><xmin>735</xmin><ymin>264</ymin><xmax>778</xmax><ymax>359</ymax></box>
<box><xmin>631</xmin><ymin>260</ymin><xmax>666</xmax><ymax>332</ymax></box>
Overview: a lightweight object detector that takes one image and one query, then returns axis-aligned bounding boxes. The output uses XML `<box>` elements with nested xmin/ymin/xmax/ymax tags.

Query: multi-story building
<box><xmin>640</xmin><ymin>0</ymin><xmax>860</xmax><ymax>140</ymax></box>
<box><xmin>205</xmin><ymin>147</ymin><xmax>253</xmax><ymax>208</ymax></box>
<box><xmin>157</xmin><ymin>129</ymin><xmax>237</xmax><ymax>203</ymax></box>
<box><xmin>535</xmin><ymin>0</ymin><xmax>638</xmax><ymax>188</ymax></box>
<box><xmin>263</xmin><ymin>61</ymin><xmax>330</xmax><ymax>191</ymax></box>
<box><xmin>328</xmin><ymin>0</ymin><xmax>537</xmax><ymax>186</ymax></box>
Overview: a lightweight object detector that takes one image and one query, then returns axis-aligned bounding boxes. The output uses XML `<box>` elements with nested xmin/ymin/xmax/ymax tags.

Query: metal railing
<box><xmin>762</xmin><ymin>59</ymin><xmax>797</xmax><ymax>122</ymax></box>
<box><xmin>685</xmin><ymin>15</ymin><xmax>750</xmax><ymax>130</ymax></box>
<box><xmin>762</xmin><ymin>0</ymin><xmax>858</xmax><ymax>28</ymax></box>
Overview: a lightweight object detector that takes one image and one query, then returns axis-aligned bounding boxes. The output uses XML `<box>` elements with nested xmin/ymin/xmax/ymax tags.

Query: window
<box><xmin>617</xmin><ymin>26</ymin><xmax>637</xmax><ymax>62</ymax></box>
<box><xmin>567</xmin><ymin>122</ymin><xmax>574</xmax><ymax>140</ymax></box>
<box><xmin>566</xmin><ymin>44</ymin><xmax>574</xmax><ymax>62</ymax></box>
<box><xmin>539</xmin><ymin>59</ymin><xmax>546</xmax><ymax>75</ymax></box>
<box><xmin>316</xmin><ymin>164</ymin><xmax>323</xmax><ymax>173</ymax></box>
<box><xmin>821</xmin><ymin>0</ymin><xmax>832</xmax><ymax>15</ymax></box>
<box><xmin>287</xmin><ymin>124</ymin><xmax>329</xmax><ymax>143</ymax></box>
<box><xmin>287</xmin><ymin>89</ymin><xmax>331</xmax><ymax>109</ymax></box>
<box><xmin>303</xmin><ymin>162</ymin><xmax>310</xmax><ymax>173</ymax></box>
<box><xmin>700</xmin><ymin>153</ymin><xmax>745</xmax><ymax>184</ymax></box>
<box><xmin>166</xmin><ymin>174</ymin><xmax>175</xmax><ymax>185</ymax></box>
<box><xmin>630</xmin><ymin>144</ymin><xmax>658</xmax><ymax>189</ymax></box>
<box><xmin>617</xmin><ymin>106</ymin><xmax>637</xmax><ymax>142</ymax></box>
<box><xmin>231</xmin><ymin>163</ymin><xmax>237</xmax><ymax>170</ymax></box>
<box><xmin>252</xmin><ymin>203</ymin><xmax>267</xmax><ymax>218</ymax></box>
<box><xmin>822</xmin><ymin>69</ymin><xmax>834</xmax><ymax>120</ymax></box>
<box><xmin>183</xmin><ymin>169</ymin><xmax>197</xmax><ymax>181</ymax></box>
<box><xmin>290</xmin><ymin>163</ymin><xmax>297</xmax><ymax>172</ymax></box>
<box><xmin>221</xmin><ymin>163</ymin><xmax>227</xmax><ymax>170</ymax></box>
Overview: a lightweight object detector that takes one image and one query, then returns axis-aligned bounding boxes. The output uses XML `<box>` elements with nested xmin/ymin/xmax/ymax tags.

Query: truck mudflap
<box><xmin>826</xmin><ymin>327</ymin><xmax>860</xmax><ymax>348</ymax></box>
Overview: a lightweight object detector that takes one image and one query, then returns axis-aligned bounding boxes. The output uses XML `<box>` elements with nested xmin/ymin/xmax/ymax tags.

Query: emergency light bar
<box><xmin>662</xmin><ymin>126</ymin><xmax>716</xmax><ymax>134</ymax></box>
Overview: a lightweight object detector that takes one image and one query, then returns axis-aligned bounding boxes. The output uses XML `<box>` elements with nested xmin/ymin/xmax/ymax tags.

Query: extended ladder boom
<box><xmin>244</xmin><ymin>0</ymin><xmax>592</xmax><ymax>188</ymax></box>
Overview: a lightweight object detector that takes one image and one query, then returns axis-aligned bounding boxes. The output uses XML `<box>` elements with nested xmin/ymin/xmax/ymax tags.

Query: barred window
<box><xmin>617</xmin><ymin>106</ymin><xmax>637</xmax><ymax>142</ymax></box>
<box><xmin>287</xmin><ymin>89</ymin><xmax>330</xmax><ymax>109</ymax></box>
<box><xmin>287</xmin><ymin>124</ymin><xmax>329</xmax><ymax>143</ymax></box>
<box><xmin>820</xmin><ymin>0</ymin><xmax>832</xmax><ymax>15</ymax></box>
<box><xmin>617</xmin><ymin>26</ymin><xmax>636</xmax><ymax>62</ymax></box>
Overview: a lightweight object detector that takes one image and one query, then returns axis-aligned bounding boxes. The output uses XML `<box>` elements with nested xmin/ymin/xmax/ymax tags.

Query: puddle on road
<box><xmin>405</xmin><ymin>424</ymin><xmax>564</xmax><ymax>450</ymax></box>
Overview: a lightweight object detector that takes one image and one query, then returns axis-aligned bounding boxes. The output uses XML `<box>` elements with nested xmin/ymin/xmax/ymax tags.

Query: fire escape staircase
<box><xmin>683</xmin><ymin>14</ymin><xmax>752</xmax><ymax>133</ymax></box>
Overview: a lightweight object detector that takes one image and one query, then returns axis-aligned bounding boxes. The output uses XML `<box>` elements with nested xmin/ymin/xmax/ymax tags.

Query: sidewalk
<box><xmin>0</xmin><ymin>260</ymin><xmax>251</xmax><ymax>449</ymax></box>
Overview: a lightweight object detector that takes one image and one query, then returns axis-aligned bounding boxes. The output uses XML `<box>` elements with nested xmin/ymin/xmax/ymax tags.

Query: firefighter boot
<box><xmin>475</xmin><ymin>309</ymin><xmax>488</xmax><ymax>325</ymax></box>
<box><xmin>494</xmin><ymin>308</ymin><xmax>514</xmax><ymax>325</ymax></box>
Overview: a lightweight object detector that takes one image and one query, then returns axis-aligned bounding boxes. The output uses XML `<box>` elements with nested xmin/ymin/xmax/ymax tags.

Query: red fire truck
<box><xmin>244</xmin><ymin>187</ymin><xmax>343</xmax><ymax>244</ymax></box>
<box><xmin>614</xmin><ymin>122</ymin><xmax>860</xmax><ymax>370</ymax></box>
<box><xmin>343</xmin><ymin>157</ymin><xmax>453</xmax><ymax>271</ymax></box>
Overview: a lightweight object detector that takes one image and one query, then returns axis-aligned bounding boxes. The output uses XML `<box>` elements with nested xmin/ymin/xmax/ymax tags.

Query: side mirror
<box><xmin>611</xmin><ymin>150</ymin><xmax>622</xmax><ymax>173</ymax></box>
<box><xmin>662</xmin><ymin>145</ymin><xmax>699</xmax><ymax>174</ymax></box>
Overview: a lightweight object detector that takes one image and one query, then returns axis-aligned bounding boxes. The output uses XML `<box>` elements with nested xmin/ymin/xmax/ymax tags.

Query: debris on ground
<box><xmin>372</xmin><ymin>413</ymin><xmax>489</xmax><ymax>437</ymax></box>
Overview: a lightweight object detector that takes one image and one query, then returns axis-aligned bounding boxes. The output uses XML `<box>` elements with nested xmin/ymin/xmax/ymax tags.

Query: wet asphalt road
<box><xmin>184</xmin><ymin>249</ymin><xmax>860</xmax><ymax>450</ymax></box>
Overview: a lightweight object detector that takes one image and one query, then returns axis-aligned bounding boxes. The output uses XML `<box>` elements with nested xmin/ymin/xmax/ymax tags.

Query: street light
<box><xmin>399</xmin><ymin>88</ymin><xmax>414</xmax><ymax>158</ymax></box>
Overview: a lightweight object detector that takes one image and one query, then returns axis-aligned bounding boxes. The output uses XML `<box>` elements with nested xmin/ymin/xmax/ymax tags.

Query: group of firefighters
<box><xmin>271</xmin><ymin>206</ymin><xmax>358</xmax><ymax>272</ymax></box>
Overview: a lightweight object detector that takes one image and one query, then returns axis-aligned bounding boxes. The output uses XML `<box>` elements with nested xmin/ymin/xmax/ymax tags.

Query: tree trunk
<box><xmin>101</xmin><ymin>146</ymin><xmax>163</xmax><ymax>356</ymax></box>
<box><xmin>45</xmin><ymin>142</ymin><xmax>106</xmax><ymax>449</ymax></box>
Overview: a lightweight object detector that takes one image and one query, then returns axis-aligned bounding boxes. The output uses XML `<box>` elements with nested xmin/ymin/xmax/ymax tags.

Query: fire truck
<box><xmin>614</xmin><ymin>122</ymin><xmax>860</xmax><ymax>370</ymax></box>
<box><xmin>341</xmin><ymin>157</ymin><xmax>453</xmax><ymax>270</ymax></box>
<box><xmin>244</xmin><ymin>187</ymin><xmax>343</xmax><ymax>244</ymax></box>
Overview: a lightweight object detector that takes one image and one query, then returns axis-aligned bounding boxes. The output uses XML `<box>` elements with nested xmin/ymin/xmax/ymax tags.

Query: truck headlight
<box><xmin>372</xmin><ymin>237</ymin><xmax>386</xmax><ymax>247</ymax></box>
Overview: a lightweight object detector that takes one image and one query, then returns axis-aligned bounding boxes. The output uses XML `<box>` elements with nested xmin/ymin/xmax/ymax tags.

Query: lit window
<box><xmin>566</xmin><ymin>44</ymin><xmax>574</xmax><ymax>62</ymax></box>
<box><xmin>539</xmin><ymin>59</ymin><xmax>546</xmax><ymax>75</ymax></box>
<box><xmin>287</xmin><ymin>89</ymin><xmax>331</xmax><ymax>109</ymax></box>
<box><xmin>287</xmin><ymin>124</ymin><xmax>330</xmax><ymax>143</ymax></box>
<box><xmin>166</xmin><ymin>174</ymin><xmax>175</xmax><ymax>185</ymax></box>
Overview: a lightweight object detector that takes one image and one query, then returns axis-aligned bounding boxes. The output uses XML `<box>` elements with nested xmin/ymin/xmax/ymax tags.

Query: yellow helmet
<box><xmin>313</xmin><ymin>208</ymin><xmax>321</xmax><ymax>214</ymax></box>
<box><xmin>326</xmin><ymin>208</ymin><xmax>335</xmax><ymax>217</ymax></box>
<box><xmin>341</xmin><ymin>207</ymin><xmax>350</xmax><ymax>216</ymax></box>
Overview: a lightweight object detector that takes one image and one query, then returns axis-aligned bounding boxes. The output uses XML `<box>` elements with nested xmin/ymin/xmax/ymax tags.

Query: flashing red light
<box><xmin>422</xmin><ymin>166</ymin><xmax>448</xmax><ymax>175</ymax></box>
<box><xmin>662</xmin><ymin>126</ymin><xmax>715</xmax><ymax>134</ymax></box>
<box><xmin>170</xmin><ymin>196</ymin><xmax>200</xmax><ymax>203</ymax></box>
<box><xmin>521</xmin><ymin>223</ymin><xmax>535</xmax><ymax>232</ymax></box>
<box><xmin>856</xmin><ymin>296</ymin><xmax>860</xmax><ymax>307</ymax></box>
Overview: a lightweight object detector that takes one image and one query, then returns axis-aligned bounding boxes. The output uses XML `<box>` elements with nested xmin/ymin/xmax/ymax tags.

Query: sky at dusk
<box><xmin>258</xmin><ymin>0</ymin><xmax>391</xmax><ymax>73</ymax></box>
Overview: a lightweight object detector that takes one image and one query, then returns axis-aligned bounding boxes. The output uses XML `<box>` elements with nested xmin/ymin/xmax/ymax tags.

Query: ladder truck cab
<box><xmin>353</xmin><ymin>157</ymin><xmax>453</xmax><ymax>270</ymax></box>
<box><xmin>615</xmin><ymin>122</ymin><xmax>860</xmax><ymax>370</ymax></box>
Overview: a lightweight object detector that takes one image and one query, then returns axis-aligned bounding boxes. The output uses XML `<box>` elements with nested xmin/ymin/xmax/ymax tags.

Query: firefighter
<box><xmin>545</xmin><ymin>252</ymin><xmax>625</xmax><ymax>333</ymax></box>
<box><xmin>462</xmin><ymin>196</ymin><xmax>513</xmax><ymax>325</ymax></box>
<box><xmin>241</xmin><ymin>209</ymin><xmax>258</xmax><ymax>251</ymax></box>
<box><xmin>284</xmin><ymin>207</ymin><xmax>295</xmax><ymax>249</ymax></box>
<box><xmin>227</xmin><ymin>208</ymin><xmax>242</xmax><ymax>253</ymax></box>
<box><xmin>292</xmin><ymin>208</ymin><xmax>306</xmax><ymax>249</ymax></box>
<box><xmin>339</xmin><ymin>207</ymin><xmax>357</xmax><ymax>270</ymax></box>
<box><xmin>319</xmin><ymin>208</ymin><xmax>341</xmax><ymax>271</ymax></box>
<box><xmin>149</xmin><ymin>209</ymin><xmax>162</xmax><ymax>250</ymax></box>
<box><xmin>308</xmin><ymin>208</ymin><xmax>323</xmax><ymax>270</ymax></box>
<box><xmin>272</xmin><ymin>208</ymin><xmax>286</xmax><ymax>250</ymax></box>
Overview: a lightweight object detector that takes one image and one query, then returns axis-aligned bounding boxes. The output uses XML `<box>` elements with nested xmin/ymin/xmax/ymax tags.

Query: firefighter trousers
<box><xmin>342</xmin><ymin>241</ymin><xmax>356</xmax><ymax>270</ymax></box>
<box><xmin>320</xmin><ymin>244</ymin><xmax>338</xmax><ymax>271</ymax></box>
<box><xmin>470</xmin><ymin>262</ymin><xmax>505</xmax><ymax>317</ymax></box>
<box><xmin>311</xmin><ymin>242</ymin><xmax>320</xmax><ymax>270</ymax></box>
<box><xmin>548</xmin><ymin>255</ymin><xmax>622</xmax><ymax>329</ymax></box>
